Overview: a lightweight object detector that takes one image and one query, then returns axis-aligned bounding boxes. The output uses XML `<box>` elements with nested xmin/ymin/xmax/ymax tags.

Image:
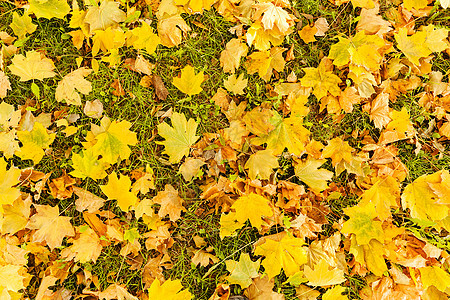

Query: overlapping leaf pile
<box><xmin>0</xmin><ymin>0</ymin><xmax>450</xmax><ymax>299</ymax></box>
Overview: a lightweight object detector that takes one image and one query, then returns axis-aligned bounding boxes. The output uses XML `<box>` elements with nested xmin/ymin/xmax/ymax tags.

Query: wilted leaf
<box><xmin>152</xmin><ymin>184</ymin><xmax>186</xmax><ymax>222</ymax></box>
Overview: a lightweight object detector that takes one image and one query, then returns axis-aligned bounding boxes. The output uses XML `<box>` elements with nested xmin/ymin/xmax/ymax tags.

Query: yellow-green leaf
<box><xmin>10</xmin><ymin>12</ymin><xmax>37</xmax><ymax>39</ymax></box>
<box><xmin>225</xmin><ymin>253</ymin><xmax>260</xmax><ymax>288</ymax></box>
<box><xmin>29</xmin><ymin>0</ymin><xmax>70</xmax><ymax>19</ymax></box>
<box><xmin>16</xmin><ymin>122</ymin><xmax>55</xmax><ymax>163</ymax></box>
<box><xmin>341</xmin><ymin>202</ymin><xmax>384</xmax><ymax>245</ymax></box>
<box><xmin>301</xmin><ymin>60</ymin><xmax>341</xmax><ymax>100</ymax></box>
<box><xmin>294</xmin><ymin>158</ymin><xmax>333</xmax><ymax>192</ymax></box>
<box><xmin>420</xmin><ymin>266</ymin><xmax>450</xmax><ymax>292</ymax></box>
<box><xmin>157</xmin><ymin>112</ymin><xmax>199</xmax><ymax>164</ymax></box>
<box><xmin>70</xmin><ymin>148</ymin><xmax>109</xmax><ymax>180</ymax></box>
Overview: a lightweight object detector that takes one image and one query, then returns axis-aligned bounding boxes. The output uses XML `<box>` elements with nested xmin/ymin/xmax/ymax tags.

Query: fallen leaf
<box><xmin>55</xmin><ymin>68</ymin><xmax>92</xmax><ymax>105</ymax></box>
<box><xmin>8</xmin><ymin>51</ymin><xmax>56</xmax><ymax>81</ymax></box>
<box><xmin>152</xmin><ymin>184</ymin><xmax>186</xmax><ymax>222</ymax></box>
<box><xmin>101</xmin><ymin>172</ymin><xmax>139</xmax><ymax>212</ymax></box>
<box><xmin>225</xmin><ymin>253</ymin><xmax>260</xmax><ymax>288</ymax></box>
<box><xmin>172</xmin><ymin>65</ymin><xmax>204</xmax><ymax>96</ymax></box>
<box><xmin>304</xmin><ymin>259</ymin><xmax>345</xmax><ymax>286</ymax></box>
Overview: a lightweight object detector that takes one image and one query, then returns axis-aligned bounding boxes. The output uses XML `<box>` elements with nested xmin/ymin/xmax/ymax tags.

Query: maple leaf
<box><xmin>73</xmin><ymin>186</ymin><xmax>106</xmax><ymax>213</ymax></box>
<box><xmin>356</xmin><ymin>7</ymin><xmax>392</xmax><ymax>36</ymax></box>
<box><xmin>322</xmin><ymin>285</ymin><xmax>347</xmax><ymax>300</ymax></box>
<box><xmin>91</xmin><ymin>119</ymin><xmax>138</xmax><ymax>164</ymax></box>
<box><xmin>231</xmin><ymin>193</ymin><xmax>273</xmax><ymax>229</ymax></box>
<box><xmin>258</xmin><ymin>116</ymin><xmax>310</xmax><ymax>156</ymax></box>
<box><xmin>61</xmin><ymin>227</ymin><xmax>103</xmax><ymax>263</ymax></box>
<box><xmin>172</xmin><ymin>65</ymin><xmax>204</xmax><ymax>96</ymax></box>
<box><xmin>0</xmin><ymin>71</ymin><xmax>11</xmax><ymax>99</ymax></box>
<box><xmin>8</xmin><ymin>51</ymin><xmax>56</xmax><ymax>81</ymax></box>
<box><xmin>97</xmin><ymin>283</ymin><xmax>139</xmax><ymax>300</ymax></box>
<box><xmin>322</xmin><ymin>137</ymin><xmax>353</xmax><ymax>166</ymax></box>
<box><xmin>350</xmin><ymin>0</ymin><xmax>375</xmax><ymax>8</ymax></box>
<box><xmin>224</xmin><ymin>73</ymin><xmax>248</xmax><ymax>95</ymax></box>
<box><xmin>246</xmin><ymin>47</ymin><xmax>286</xmax><ymax>82</ymax></box>
<box><xmin>29</xmin><ymin>0</ymin><xmax>70</xmax><ymax>19</ymax></box>
<box><xmin>244</xmin><ymin>150</ymin><xmax>279</xmax><ymax>180</ymax></box>
<box><xmin>329</xmin><ymin>29</ymin><xmax>385</xmax><ymax>71</ymax></box>
<box><xmin>341</xmin><ymin>202</ymin><xmax>384</xmax><ymax>245</ymax></box>
<box><xmin>246</xmin><ymin>22</ymin><xmax>284</xmax><ymax>51</ymax></box>
<box><xmin>225</xmin><ymin>253</ymin><xmax>260</xmax><ymax>288</ymax></box>
<box><xmin>294</xmin><ymin>158</ymin><xmax>334</xmax><ymax>192</ymax></box>
<box><xmin>84</xmin><ymin>0</ymin><xmax>126</xmax><ymax>32</ymax></box>
<box><xmin>179</xmin><ymin>158</ymin><xmax>204</xmax><ymax>181</ymax></box>
<box><xmin>254</xmin><ymin>234</ymin><xmax>307</xmax><ymax>278</ymax></box>
<box><xmin>157</xmin><ymin>15</ymin><xmax>191</xmax><ymax>48</ymax></box>
<box><xmin>16</xmin><ymin>122</ymin><xmax>56</xmax><ymax>164</ymax></box>
<box><xmin>244</xmin><ymin>276</ymin><xmax>285</xmax><ymax>300</ymax></box>
<box><xmin>0</xmin><ymin>158</ymin><xmax>21</xmax><ymax>210</ymax></box>
<box><xmin>127</xmin><ymin>22</ymin><xmax>161</xmax><ymax>55</ymax></box>
<box><xmin>92</xmin><ymin>27</ymin><xmax>126</xmax><ymax>57</ymax></box>
<box><xmin>220</xmin><ymin>38</ymin><xmax>248</xmax><ymax>73</ymax></box>
<box><xmin>301</xmin><ymin>60</ymin><xmax>341</xmax><ymax>100</ymax></box>
<box><xmin>1</xmin><ymin>197</ymin><xmax>31</xmax><ymax>235</ymax></box>
<box><xmin>152</xmin><ymin>184</ymin><xmax>186</xmax><ymax>222</ymax></box>
<box><xmin>299</xmin><ymin>25</ymin><xmax>317</xmax><ymax>43</ymax></box>
<box><xmin>0</xmin><ymin>265</ymin><xmax>27</xmax><ymax>293</ymax></box>
<box><xmin>26</xmin><ymin>204</ymin><xmax>75</xmax><ymax>250</ymax></box>
<box><xmin>395</xmin><ymin>26</ymin><xmax>449</xmax><ymax>66</ymax></box>
<box><xmin>359</xmin><ymin>176</ymin><xmax>399</xmax><ymax>221</ymax></box>
<box><xmin>70</xmin><ymin>148</ymin><xmax>109</xmax><ymax>180</ymax></box>
<box><xmin>243</xmin><ymin>107</ymin><xmax>281</xmax><ymax>137</ymax></box>
<box><xmin>101</xmin><ymin>172</ymin><xmax>138</xmax><ymax>212</ymax></box>
<box><xmin>147</xmin><ymin>278</ymin><xmax>192</xmax><ymax>299</ymax></box>
<box><xmin>219</xmin><ymin>212</ymin><xmax>244</xmax><ymax>239</ymax></box>
<box><xmin>157</xmin><ymin>112</ymin><xmax>199</xmax><ymax>164</ymax></box>
<box><xmin>420</xmin><ymin>266</ymin><xmax>450</xmax><ymax>292</ymax></box>
<box><xmin>370</xmin><ymin>92</ymin><xmax>391</xmax><ymax>129</ymax></box>
<box><xmin>131</xmin><ymin>166</ymin><xmax>156</xmax><ymax>194</ymax></box>
<box><xmin>304</xmin><ymin>258</ymin><xmax>345</xmax><ymax>286</ymax></box>
<box><xmin>10</xmin><ymin>12</ymin><xmax>37</xmax><ymax>39</ymax></box>
<box><xmin>253</xmin><ymin>2</ymin><xmax>294</xmax><ymax>35</ymax></box>
<box><xmin>349</xmin><ymin>236</ymin><xmax>387</xmax><ymax>277</ymax></box>
<box><xmin>191</xmin><ymin>249</ymin><xmax>219</xmax><ymax>267</ymax></box>
<box><xmin>55</xmin><ymin>68</ymin><xmax>92</xmax><ymax>105</ymax></box>
<box><xmin>403</xmin><ymin>0</ymin><xmax>428</xmax><ymax>11</ymax></box>
<box><xmin>401</xmin><ymin>170</ymin><xmax>449</xmax><ymax>224</ymax></box>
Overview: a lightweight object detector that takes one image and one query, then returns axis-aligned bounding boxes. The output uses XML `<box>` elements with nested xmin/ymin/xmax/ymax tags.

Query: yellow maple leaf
<box><xmin>0</xmin><ymin>264</ymin><xmax>27</xmax><ymax>293</ymax></box>
<box><xmin>55</xmin><ymin>68</ymin><xmax>92</xmax><ymax>105</ymax></box>
<box><xmin>420</xmin><ymin>266</ymin><xmax>450</xmax><ymax>292</ymax></box>
<box><xmin>349</xmin><ymin>236</ymin><xmax>387</xmax><ymax>276</ymax></box>
<box><xmin>1</xmin><ymin>197</ymin><xmax>31</xmax><ymax>235</ymax></box>
<box><xmin>92</xmin><ymin>27</ymin><xmax>126</xmax><ymax>56</ymax></box>
<box><xmin>304</xmin><ymin>258</ymin><xmax>345</xmax><ymax>286</ymax></box>
<box><xmin>246</xmin><ymin>47</ymin><xmax>286</xmax><ymax>82</ymax></box>
<box><xmin>70</xmin><ymin>148</ymin><xmax>109</xmax><ymax>180</ymax></box>
<box><xmin>220</xmin><ymin>38</ymin><xmax>248</xmax><ymax>73</ymax></box>
<box><xmin>91</xmin><ymin>119</ymin><xmax>138</xmax><ymax>164</ymax></box>
<box><xmin>401</xmin><ymin>170</ymin><xmax>449</xmax><ymax>224</ymax></box>
<box><xmin>322</xmin><ymin>285</ymin><xmax>347</xmax><ymax>300</ymax></box>
<box><xmin>244</xmin><ymin>150</ymin><xmax>279</xmax><ymax>180</ymax></box>
<box><xmin>403</xmin><ymin>0</ymin><xmax>428</xmax><ymax>11</ymax></box>
<box><xmin>395</xmin><ymin>26</ymin><xmax>449</xmax><ymax>66</ymax></box>
<box><xmin>301</xmin><ymin>60</ymin><xmax>341</xmax><ymax>100</ymax></box>
<box><xmin>152</xmin><ymin>184</ymin><xmax>186</xmax><ymax>222</ymax></box>
<box><xmin>299</xmin><ymin>25</ymin><xmax>317</xmax><ymax>43</ymax></box>
<box><xmin>26</xmin><ymin>204</ymin><xmax>75</xmax><ymax>250</ymax></box>
<box><xmin>0</xmin><ymin>158</ymin><xmax>21</xmax><ymax>210</ymax></box>
<box><xmin>16</xmin><ymin>122</ymin><xmax>56</xmax><ymax>164</ymax></box>
<box><xmin>157</xmin><ymin>112</ymin><xmax>199</xmax><ymax>164</ymax></box>
<box><xmin>246</xmin><ymin>21</ymin><xmax>284</xmax><ymax>51</ymax></box>
<box><xmin>294</xmin><ymin>158</ymin><xmax>334</xmax><ymax>192</ymax></box>
<box><xmin>224</xmin><ymin>73</ymin><xmax>248</xmax><ymax>95</ymax></box>
<box><xmin>29</xmin><ymin>0</ymin><xmax>70</xmax><ymax>19</ymax></box>
<box><xmin>8</xmin><ymin>51</ymin><xmax>55</xmax><ymax>81</ymax></box>
<box><xmin>219</xmin><ymin>212</ymin><xmax>243</xmax><ymax>239</ymax></box>
<box><xmin>329</xmin><ymin>31</ymin><xmax>385</xmax><ymax>71</ymax></box>
<box><xmin>254</xmin><ymin>234</ymin><xmax>307</xmax><ymax>278</ymax></box>
<box><xmin>341</xmin><ymin>202</ymin><xmax>384</xmax><ymax>245</ymax></box>
<box><xmin>322</xmin><ymin>137</ymin><xmax>353</xmax><ymax>166</ymax></box>
<box><xmin>350</xmin><ymin>0</ymin><xmax>374</xmax><ymax>8</ymax></box>
<box><xmin>359</xmin><ymin>176</ymin><xmax>400</xmax><ymax>221</ymax></box>
<box><xmin>84</xmin><ymin>0</ymin><xmax>126</xmax><ymax>32</ymax></box>
<box><xmin>127</xmin><ymin>22</ymin><xmax>161</xmax><ymax>55</ymax></box>
<box><xmin>148</xmin><ymin>278</ymin><xmax>192</xmax><ymax>299</ymax></box>
<box><xmin>231</xmin><ymin>193</ymin><xmax>273</xmax><ymax>230</ymax></box>
<box><xmin>253</xmin><ymin>2</ymin><xmax>294</xmax><ymax>35</ymax></box>
<box><xmin>10</xmin><ymin>12</ymin><xmax>37</xmax><ymax>39</ymax></box>
<box><xmin>225</xmin><ymin>253</ymin><xmax>260</xmax><ymax>288</ymax></box>
<box><xmin>172</xmin><ymin>65</ymin><xmax>204</xmax><ymax>96</ymax></box>
<box><xmin>101</xmin><ymin>172</ymin><xmax>139</xmax><ymax>212</ymax></box>
<box><xmin>0</xmin><ymin>71</ymin><xmax>11</xmax><ymax>99</ymax></box>
<box><xmin>60</xmin><ymin>227</ymin><xmax>103</xmax><ymax>263</ymax></box>
<box><xmin>157</xmin><ymin>15</ymin><xmax>191</xmax><ymax>48</ymax></box>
